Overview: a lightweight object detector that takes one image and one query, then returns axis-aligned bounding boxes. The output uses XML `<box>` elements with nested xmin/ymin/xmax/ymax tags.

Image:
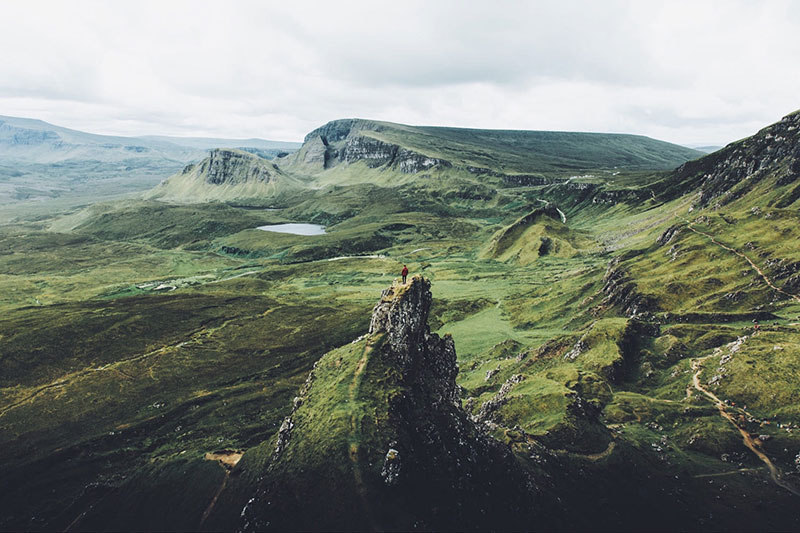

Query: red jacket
<box><xmin>401</xmin><ymin>267</ymin><xmax>409</xmax><ymax>276</ymax></box>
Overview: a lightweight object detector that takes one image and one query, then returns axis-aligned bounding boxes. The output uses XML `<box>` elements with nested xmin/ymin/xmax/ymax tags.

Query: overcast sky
<box><xmin>1</xmin><ymin>0</ymin><xmax>798</xmax><ymax>146</ymax></box>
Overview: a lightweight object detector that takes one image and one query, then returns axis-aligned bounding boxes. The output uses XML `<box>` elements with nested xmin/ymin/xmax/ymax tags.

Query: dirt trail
<box><xmin>554</xmin><ymin>440</ymin><xmax>616</xmax><ymax>461</ymax></box>
<box><xmin>198</xmin><ymin>472</ymin><xmax>229</xmax><ymax>529</ymax></box>
<box><xmin>690</xmin><ymin>354</ymin><xmax>800</xmax><ymax>497</ymax></box>
<box><xmin>205</xmin><ymin>450</ymin><xmax>243</xmax><ymax>469</ymax></box>
<box><xmin>686</xmin><ymin>221</ymin><xmax>800</xmax><ymax>303</ymax></box>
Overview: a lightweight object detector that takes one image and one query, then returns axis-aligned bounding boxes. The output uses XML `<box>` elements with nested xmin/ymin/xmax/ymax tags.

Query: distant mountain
<box><xmin>0</xmin><ymin>115</ymin><xmax>300</xmax><ymax>163</ymax></box>
<box><xmin>157</xmin><ymin>118</ymin><xmax>705</xmax><ymax>203</ymax></box>
<box><xmin>686</xmin><ymin>145</ymin><xmax>723</xmax><ymax>154</ymax></box>
<box><xmin>0</xmin><ymin>115</ymin><xmax>300</xmax><ymax>209</ymax></box>
<box><xmin>139</xmin><ymin>135</ymin><xmax>299</xmax><ymax>153</ymax></box>
<box><xmin>146</xmin><ymin>148</ymin><xmax>302</xmax><ymax>203</ymax></box>
<box><xmin>285</xmin><ymin>118</ymin><xmax>704</xmax><ymax>178</ymax></box>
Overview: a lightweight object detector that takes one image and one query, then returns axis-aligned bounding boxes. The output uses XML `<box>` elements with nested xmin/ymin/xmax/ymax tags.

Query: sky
<box><xmin>1</xmin><ymin>0</ymin><xmax>799</xmax><ymax>146</ymax></box>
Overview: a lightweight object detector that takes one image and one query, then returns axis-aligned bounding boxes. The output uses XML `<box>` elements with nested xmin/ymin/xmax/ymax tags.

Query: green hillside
<box><xmin>290</xmin><ymin>118</ymin><xmax>703</xmax><ymax>176</ymax></box>
<box><xmin>2</xmin><ymin>111</ymin><xmax>800</xmax><ymax>531</ymax></box>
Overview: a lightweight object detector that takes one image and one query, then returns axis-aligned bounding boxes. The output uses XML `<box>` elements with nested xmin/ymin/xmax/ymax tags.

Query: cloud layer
<box><xmin>1</xmin><ymin>0</ymin><xmax>798</xmax><ymax>145</ymax></box>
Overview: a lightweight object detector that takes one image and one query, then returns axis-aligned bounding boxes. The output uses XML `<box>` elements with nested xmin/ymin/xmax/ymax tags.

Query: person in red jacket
<box><xmin>401</xmin><ymin>265</ymin><xmax>409</xmax><ymax>284</ymax></box>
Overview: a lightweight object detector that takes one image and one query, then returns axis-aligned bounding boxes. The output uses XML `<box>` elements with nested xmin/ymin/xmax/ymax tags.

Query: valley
<box><xmin>2</xmin><ymin>114</ymin><xmax>800</xmax><ymax>530</ymax></box>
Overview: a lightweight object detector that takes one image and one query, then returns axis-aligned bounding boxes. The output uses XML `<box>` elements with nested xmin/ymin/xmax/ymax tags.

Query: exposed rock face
<box><xmin>665</xmin><ymin>110</ymin><xmax>800</xmax><ymax>207</ymax></box>
<box><xmin>303</xmin><ymin>118</ymin><xmax>366</xmax><ymax>144</ymax></box>
<box><xmin>239</xmin><ymin>275</ymin><xmax>535</xmax><ymax>531</ymax></box>
<box><xmin>195</xmin><ymin>148</ymin><xmax>275</xmax><ymax>185</ymax></box>
<box><xmin>297</xmin><ymin>118</ymin><xmax>452</xmax><ymax>173</ymax></box>
<box><xmin>301</xmin><ymin>135</ymin><xmax>328</xmax><ymax>165</ymax></box>
<box><xmin>341</xmin><ymin>135</ymin><xmax>398</xmax><ymax>167</ymax></box>
<box><xmin>369</xmin><ymin>276</ymin><xmax>460</xmax><ymax>408</ymax></box>
<box><xmin>600</xmin><ymin>258</ymin><xmax>660</xmax><ymax>318</ymax></box>
<box><xmin>367</xmin><ymin>276</ymin><xmax>536</xmax><ymax>529</ymax></box>
<box><xmin>656</xmin><ymin>224</ymin><xmax>683</xmax><ymax>246</ymax></box>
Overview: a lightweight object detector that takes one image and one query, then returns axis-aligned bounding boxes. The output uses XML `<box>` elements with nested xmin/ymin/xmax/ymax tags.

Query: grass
<box><xmin>323</xmin><ymin>119</ymin><xmax>704</xmax><ymax>173</ymax></box>
<box><xmin>2</xmin><ymin>116</ymin><xmax>800</xmax><ymax>530</ymax></box>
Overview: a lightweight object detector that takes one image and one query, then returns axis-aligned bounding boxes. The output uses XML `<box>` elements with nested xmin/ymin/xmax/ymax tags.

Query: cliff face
<box><xmin>146</xmin><ymin>148</ymin><xmax>301</xmax><ymax>202</ymax></box>
<box><xmin>194</xmin><ymin>148</ymin><xmax>276</xmax><ymax>185</ymax></box>
<box><xmin>664</xmin><ymin>110</ymin><xmax>800</xmax><ymax>207</ymax></box>
<box><xmin>296</xmin><ymin>119</ymin><xmax>452</xmax><ymax>174</ymax></box>
<box><xmin>368</xmin><ymin>277</ymin><xmax>461</xmax><ymax>411</ymax></box>
<box><xmin>235</xmin><ymin>276</ymin><xmax>535</xmax><ymax>531</ymax></box>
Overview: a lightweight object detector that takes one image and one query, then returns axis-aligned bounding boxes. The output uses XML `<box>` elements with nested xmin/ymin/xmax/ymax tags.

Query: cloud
<box><xmin>0</xmin><ymin>0</ymin><xmax>798</xmax><ymax>145</ymax></box>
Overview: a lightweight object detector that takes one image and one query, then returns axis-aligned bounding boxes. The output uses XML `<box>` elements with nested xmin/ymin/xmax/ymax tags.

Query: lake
<box><xmin>256</xmin><ymin>223</ymin><xmax>326</xmax><ymax>236</ymax></box>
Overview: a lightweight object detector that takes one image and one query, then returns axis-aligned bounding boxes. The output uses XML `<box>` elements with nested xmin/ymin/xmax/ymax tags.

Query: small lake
<box><xmin>256</xmin><ymin>223</ymin><xmax>326</xmax><ymax>236</ymax></box>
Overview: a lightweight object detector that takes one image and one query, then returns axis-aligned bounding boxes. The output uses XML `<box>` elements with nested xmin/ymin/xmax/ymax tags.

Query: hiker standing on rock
<box><xmin>401</xmin><ymin>265</ymin><xmax>409</xmax><ymax>284</ymax></box>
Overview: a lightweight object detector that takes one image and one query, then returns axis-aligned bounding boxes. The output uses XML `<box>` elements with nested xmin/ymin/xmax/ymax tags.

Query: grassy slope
<box><xmin>2</xmin><ymin>116</ymin><xmax>800</xmax><ymax>529</ymax></box>
<box><xmin>366</xmin><ymin>123</ymin><xmax>704</xmax><ymax>171</ymax></box>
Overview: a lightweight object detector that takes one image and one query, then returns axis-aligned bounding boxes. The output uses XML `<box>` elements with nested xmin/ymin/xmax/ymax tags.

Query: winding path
<box><xmin>690</xmin><ymin>352</ymin><xmax>800</xmax><ymax>497</ymax></box>
<box><xmin>685</xmin><ymin>221</ymin><xmax>800</xmax><ymax>303</ymax></box>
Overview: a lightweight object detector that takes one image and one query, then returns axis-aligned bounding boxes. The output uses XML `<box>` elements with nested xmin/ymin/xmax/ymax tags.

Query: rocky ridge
<box><xmin>296</xmin><ymin>119</ymin><xmax>456</xmax><ymax>174</ymax></box>
<box><xmin>237</xmin><ymin>275</ymin><xmax>535</xmax><ymax>531</ymax></box>
<box><xmin>189</xmin><ymin>148</ymin><xmax>277</xmax><ymax>185</ymax></box>
<box><xmin>665</xmin><ymin>110</ymin><xmax>800</xmax><ymax>208</ymax></box>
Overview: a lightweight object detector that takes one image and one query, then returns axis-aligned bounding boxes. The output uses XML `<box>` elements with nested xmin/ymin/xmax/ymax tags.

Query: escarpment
<box><xmin>236</xmin><ymin>275</ymin><xmax>535</xmax><ymax>531</ymax></box>
<box><xmin>146</xmin><ymin>148</ymin><xmax>301</xmax><ymax>201</ymax></box>
<box><xmin>196</xmin><ymin>148</ymin><xmax>277</xmax><ymax>185</ymax></box>
<box><xmin>294</xmin><ymin>119</ymin><xmax>452</xmax><ymax>174</ymax></box>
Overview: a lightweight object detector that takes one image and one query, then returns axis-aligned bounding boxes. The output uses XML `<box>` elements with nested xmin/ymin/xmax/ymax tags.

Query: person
<box><xmin>401</xmin><ymin>265</ymin><xmax>409</xmax><ymax>284</ymax></box>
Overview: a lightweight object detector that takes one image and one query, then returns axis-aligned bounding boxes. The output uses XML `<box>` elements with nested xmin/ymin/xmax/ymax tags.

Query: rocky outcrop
<box><xmin>369</xmin><ymin>276</ymin><xmax>460</xmax><ymax>409</ymax></box>
<box><xmin>656</xmin><ymin>224</ymin><xmax>683</xmax><ymax>246</ymax></box>
<box><xmin>303</xmin><ymin>118</ymin><xmax>367</xmax><ymax>144</ymax></box>
<box><xmin>663</xmin><ymin>110</ymin><xmax>800</xmax><ymax>207</ymax></box>
<box><xmin>296</xmin><ymin>119</ymin><xmax>452</xmax><ymax>173</ymax></box>
<box><xmin>336</xmin><ymin>135</ymin><xmax>451</xmax><ymax>173</ymax></box>
<box><xmin>600</xmin><ymin>259</ymin><xmax>660</xmax><ymax>318</ymax></box>
<box><xmin>301</xmin><ymin>135</ymin><xmax>328</xmax><ymax>165</ymax></box>
<box><xmin>195</xmin><ymin>148</ymin><xmax>275</xmax><ymax>185</ymax></box>
<box><xmin>239</xmin><ymin>275</ymin><xmax>536</xmax><ymax>531</ymax></box>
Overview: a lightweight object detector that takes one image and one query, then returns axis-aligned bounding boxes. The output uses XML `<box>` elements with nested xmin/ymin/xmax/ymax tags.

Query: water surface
<box><xmin>256</xmin><ymin>223</ymin><xmax>326</xmax><ymax>235</ymax></box>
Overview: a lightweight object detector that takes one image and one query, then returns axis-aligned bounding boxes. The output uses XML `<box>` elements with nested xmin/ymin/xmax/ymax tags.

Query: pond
<box><xmin>256</xmin><ymin>223</ymin><xmax>326</xmax><ymax>236</ymax></box>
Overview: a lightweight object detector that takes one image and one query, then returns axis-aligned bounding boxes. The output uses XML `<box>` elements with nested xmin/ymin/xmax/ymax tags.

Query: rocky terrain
<box><xmin>662</xmin><ymin>110</ymin><xmax>800</xmax><ymax>207</ymax></box>
<box><xmin>222</xmin><ymin>276</ymin><xmax>536</xmax><ymax>531</ymax></box>
<box><xmin>2</xmin><ymin>111</ymin><xmax>800</xmax><ymax>531</ymax></box>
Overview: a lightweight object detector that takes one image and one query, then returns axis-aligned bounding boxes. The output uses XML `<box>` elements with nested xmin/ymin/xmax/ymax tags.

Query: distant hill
<box><xmin>285</xmin><ymin>118</ymin><xmax>703</xmax><ymax>177</ymax></box>
<box><xmin>146</xmin><ymin>148</ymin><xmax>302</xmax><ymax>203</ymax></box>
<box><xmin>0</xmin><ymin>115</ymin><xmax>300</xmax><ymax>163</ymax></box>
<box><xmin>0</xmin><ymin>115</ymin><xmax>300</xmax><ymax>209</ymax></box>
<box><xmin>686</xmin><ymin>145</ymin><xmax>723</xmax><ymax>154</ymax></box>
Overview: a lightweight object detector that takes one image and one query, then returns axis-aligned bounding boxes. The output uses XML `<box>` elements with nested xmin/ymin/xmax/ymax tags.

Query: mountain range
<box><xmin>0</xmin><ymin>115</ymin><xmax>300</xmax><ymax>217</ymax></box>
